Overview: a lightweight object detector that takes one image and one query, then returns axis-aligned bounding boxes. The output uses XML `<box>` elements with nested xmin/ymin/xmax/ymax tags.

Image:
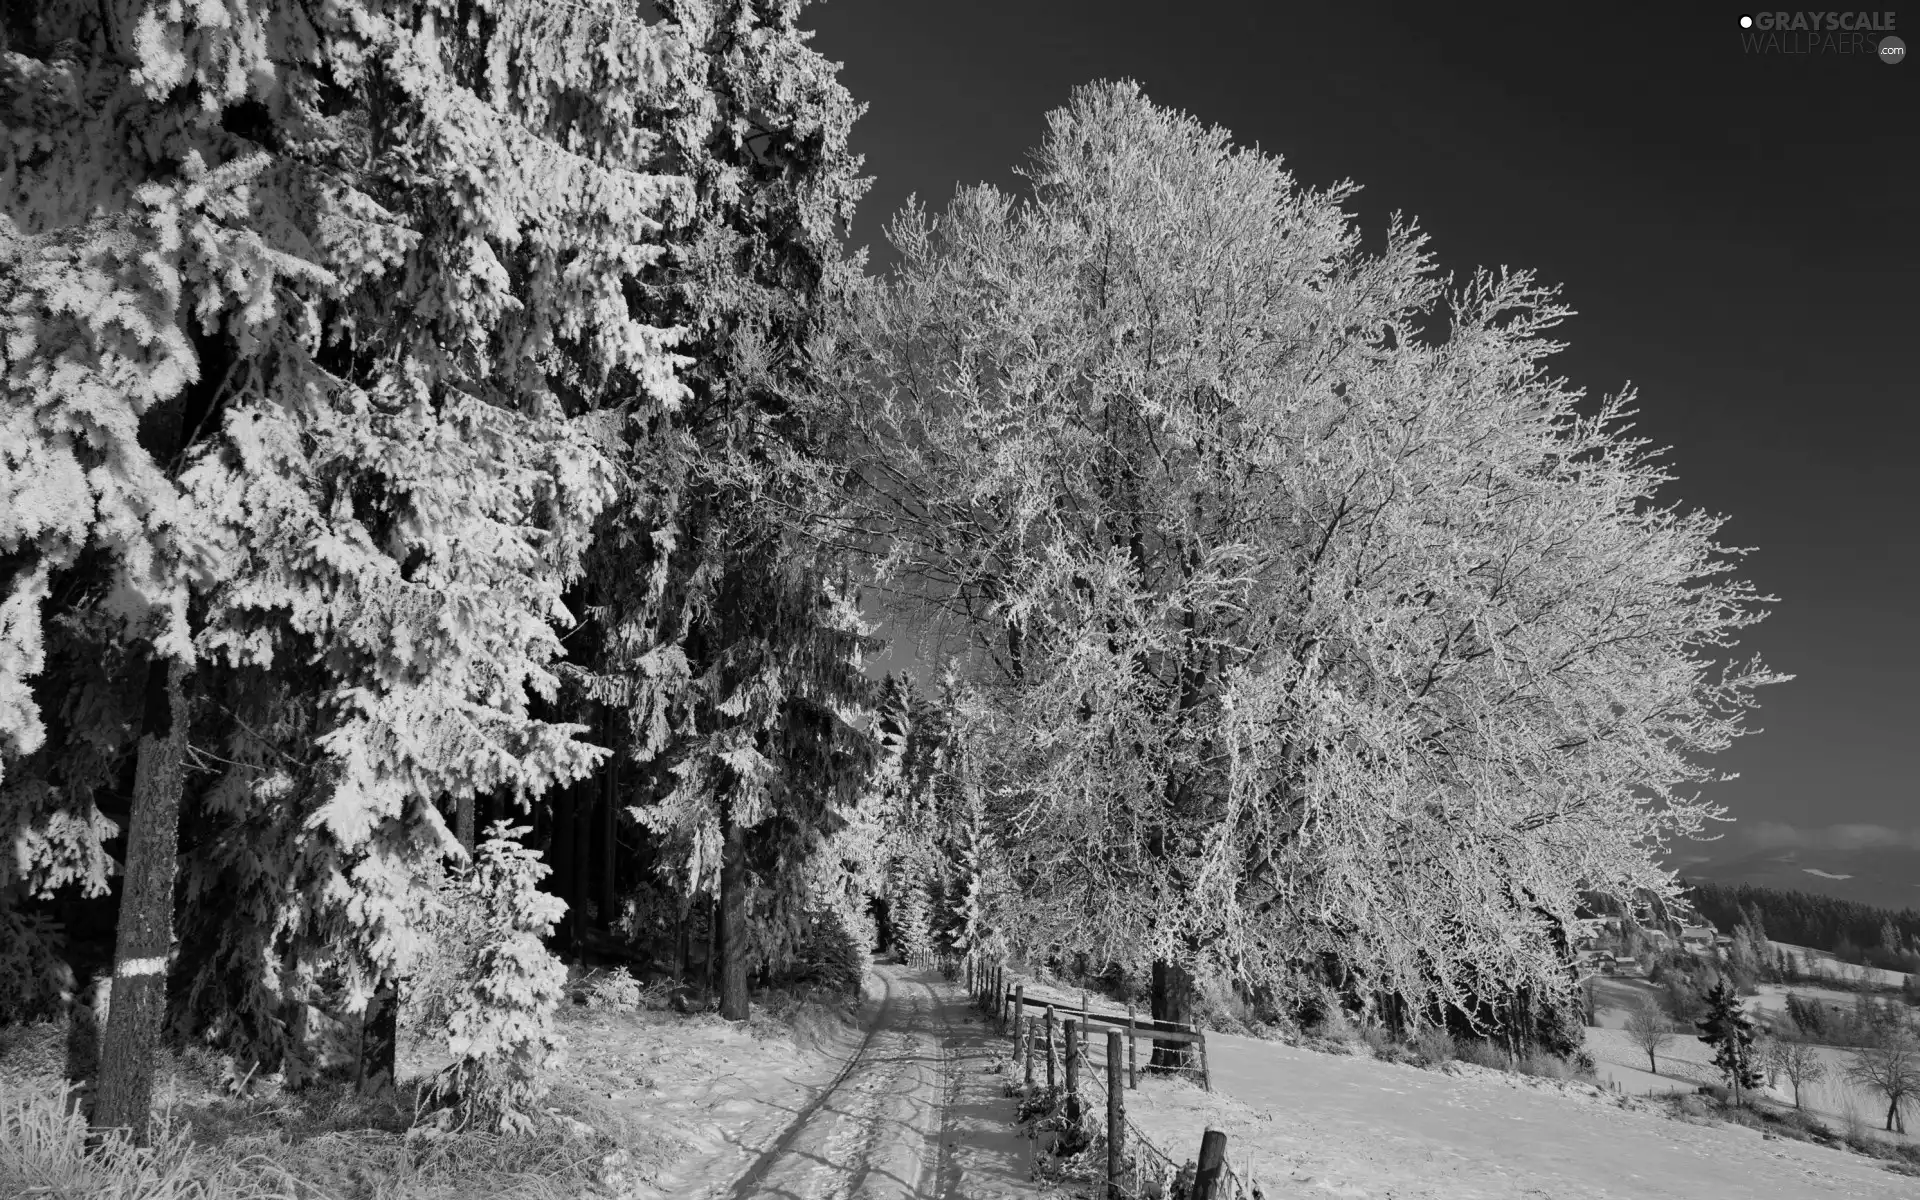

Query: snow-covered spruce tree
<box><xmin>1697</xmin><ymin>977</ymin><xmax>1763</xmax><ymax>1105</ymax></box>
<box><xmin>872</xmin><ymin>670</ymin><xmax>1012</xmax><ymax>963</ymax></box>
<box><xmin>175</xmin><ymin>0</ymin><xmax>695</xmax><ymax>1097</ymax></box>
<box><xmin>3</xmin><ymin>0</ymin><xmax>336</xmax><ymax>1131</ymax></box>
<box><xmin>849</xmin><ymin>81</ymin><xmax>1783</xmax><ymax>1052</ymax></box>
<box><xmin>577</xmin><ymin>0</ymin><xmax>878</xmax><ymax>1022</ymax></box>
<box><xmin>419</xmin><ymin>822</ymin><xmax>568</xmax><ymax>1133</ymax></box>
<box><xmin>4</xmin><ymin>0</ymin><xmax>688</xmax><ymax>1123</ymax></box>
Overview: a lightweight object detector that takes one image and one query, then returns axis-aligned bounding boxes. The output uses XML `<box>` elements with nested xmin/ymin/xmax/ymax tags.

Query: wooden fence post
<box><xmin>1127</xmin><ymin>1006</ymin><xmax>1138</xmax><ymax>1089</ymax></box>
<box><xmin>1198</xmin><ymin>1031</ymin><xmax>1211</xmax><ymax>1092</ymax></box>
<box><xmin>1045</xmin><ymin>1005</ymin><xmax>1057</xmax><ymax>1094</ymax></box>
<box><xmin>966</xmin><ymin>954</ymin><xmax>973</xmax><ymax>999</ymax></box>
<box><xmin>1019</xmin><ymin>1013</ymin><xmax>1033</xmax><ymax>1092</ymax></box>
<box><xmin>1065</xmin><ymin>1018</ymin><xmax>1080</xmax><ymax>1121</ymax></box>
<box><xmin>1013</xmin><ymin>1013</ymin><xmax>1029</xmax><ymax>1090</ymax></box>
<box><xmin>1192</xmin><ymin>1128</ymin><xmax>1228</xmax><ymax>1200</ymax></box>
<box><xmin>1106</xmin><ymin>1027</ymin><xmax>1124</xmax><ymax>1200</ymax></box>
<box><xmin>1014</xmin><ymin>984</ymin><xmax>1025</xmax><ymax>1041</ymax></box>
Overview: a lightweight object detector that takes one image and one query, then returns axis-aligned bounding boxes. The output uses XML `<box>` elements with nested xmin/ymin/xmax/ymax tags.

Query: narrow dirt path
<box><xmin>703</xmin><ymin>962</ymin><xmax>1044</xmax><ymax>1200</ymax></box>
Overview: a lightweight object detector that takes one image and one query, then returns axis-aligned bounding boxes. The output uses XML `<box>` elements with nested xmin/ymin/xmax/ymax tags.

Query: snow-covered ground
<box><xmin>1583</xmin><ymin>985</ymin><xmax>1918</xmax><ymax>1154</ymax></box>
<box><xmin>526</xmin><ymin>991</ymin><xmax>863</xmax><ymax>1196</ymax></box>
<box><xmin>1769</xmin><ymin>942</ymin><xmax>1912</xmax><ymax>990</ymax></box>
<box><xmin>1122</xmin><ymin>1030</ymin><xmax>1916</xmax><ymax>1199</ymax></box>
<box><xmin>1743</xmin><ymin>981</ymin><xmax>1864</xmax><ymax>1019</ymax></box>
<box><xmin>587</xmin><ymin>963</ymin><xmax>1043</xmax><ymax>1199</ymax></box>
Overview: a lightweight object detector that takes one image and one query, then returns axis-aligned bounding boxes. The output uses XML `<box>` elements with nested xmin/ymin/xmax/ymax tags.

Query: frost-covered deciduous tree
<box><xmin>849</xmin><ymin>80</ymin><xmax>1784</xmax><ymax>1049</ymax></box>
<box><xmin>1777</xmin><ymin>1036</ymin><xmax>1827</xmax><ymax>1109</ymax></box>
<box><xmin>1626</xmin><ymin>997</ymin><xmax>1675</xmax><ymax>1074</ymax></box>
<box><xmin>1846</xmin><ymin>1031</ymin><xmax>1920</xmax><ymax>1133</ymax></box>
<box><xmin>4</xmin><ymin>0</ymin><xmax>688</xmax><ymax>1124</ymax></box>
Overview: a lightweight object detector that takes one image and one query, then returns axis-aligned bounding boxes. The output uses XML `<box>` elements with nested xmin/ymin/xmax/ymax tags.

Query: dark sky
<box><xmin>806</xmin><ymin>1</ymin><xmax>1918</xmax><ymax>848</ymax></box>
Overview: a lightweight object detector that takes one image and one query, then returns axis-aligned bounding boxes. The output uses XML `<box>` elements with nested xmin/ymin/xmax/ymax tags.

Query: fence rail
<box><xmin>955</xmin><ymin>951</ymin><xmax>1262</xmax><ymax>1200</ymax></box>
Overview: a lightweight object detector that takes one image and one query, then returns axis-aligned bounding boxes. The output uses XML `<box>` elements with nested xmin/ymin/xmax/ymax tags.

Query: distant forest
<box><xmin>1681</xmin><ymin>877</ymin><xmax>1920</xmax><ymax>967</ymax></box>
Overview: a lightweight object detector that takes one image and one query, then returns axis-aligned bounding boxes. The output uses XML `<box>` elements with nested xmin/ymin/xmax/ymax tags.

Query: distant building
<box><xmin>1611</xmin><ymin>957</ymin><xmax>1642</xmax><ymax>977</ymax></box>
<box><xmin>1680</xmin><ymin>926</ymin><xmax>1717</xmax><ymax>952</ymax></box>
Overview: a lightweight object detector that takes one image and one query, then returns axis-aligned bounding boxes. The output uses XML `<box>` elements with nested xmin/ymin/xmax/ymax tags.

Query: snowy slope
<box><xmin>1121</xmin><ymin>1030</ymin><xmax>1914</xmax><ymax>1199</ymax></box>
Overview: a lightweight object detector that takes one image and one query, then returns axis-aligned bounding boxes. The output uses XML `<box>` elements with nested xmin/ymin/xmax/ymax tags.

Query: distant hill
<box><xmin>1672</xmin><ymin>842</ymin><xmax>1920</xmax><ymax>915</ymax></box>
<box><xmin>1679</xmin><ymin>876</ymin><xmax>1920</xmax><ymax>971</ymax></box>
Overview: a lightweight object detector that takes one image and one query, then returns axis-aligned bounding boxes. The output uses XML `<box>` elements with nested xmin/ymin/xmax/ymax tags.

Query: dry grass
<box><xmin>1</xmin><ymin>1081</ymin><xmax>307</xmax><ymax>1200</ymax></box>
<box><xmin>0</xmin><ymin>1070</ymin><xmax>623</xmax><ymax>1200</ymax></box>
<box><xmin>0</xmin><ymin>1014</ymin><xmax>638</xmax><ymax>1200</ymax></box>
<box><xmin>1689</xmin><ymin>1092</ymin><xmax>1920</xmax><ymax>1176</ymax></box>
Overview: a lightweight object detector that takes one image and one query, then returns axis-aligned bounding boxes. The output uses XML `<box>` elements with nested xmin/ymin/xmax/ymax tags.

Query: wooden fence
<box><xmin>956</xmin><ymin>952</ymin><xmax>1263</xmax><ymax>1200</ymax></box>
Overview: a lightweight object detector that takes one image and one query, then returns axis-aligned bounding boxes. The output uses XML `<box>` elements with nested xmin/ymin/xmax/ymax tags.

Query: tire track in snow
<box><xmin>719</xmin><ymin>962</ymin><xmax>1034</xmax><ymax>1200</ymax></box>
<box><xmin>722</xmin><ymin>968</ymin><xmax>899</xmax><ymax>1200</ymax></box>
<box><xmin>722</xmin><ymin>963</ymin><xmax>943</xmax><ymax>1200</ymax></box>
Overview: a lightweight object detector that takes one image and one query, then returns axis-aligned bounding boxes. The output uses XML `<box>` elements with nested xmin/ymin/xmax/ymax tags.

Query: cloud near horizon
<box><xmin>1712</xmin><ymin>821</ymin><xmax>1920</xmax><ymax>853</ymax></box>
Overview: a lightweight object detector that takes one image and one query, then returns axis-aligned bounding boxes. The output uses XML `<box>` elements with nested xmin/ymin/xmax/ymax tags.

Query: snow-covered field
<box><xmin>1769</xmin><ymin>942</ymin><xmax>1912</xmax><ymax>989</ymax></box>
<box><xmin>1743</xmin><ymin>981</ymin><xmax>1863</xmax><ymax>1018</ymax></box>
<box><xmin>1582</xmin><ymin>987</ymin><xmax>1918</xmax><ymax>1155</ymax></box>
<box><xmin>1123</xmin><ymin>1030</ymin><xmax>1915</xmax><ymax>1199</ymax></box>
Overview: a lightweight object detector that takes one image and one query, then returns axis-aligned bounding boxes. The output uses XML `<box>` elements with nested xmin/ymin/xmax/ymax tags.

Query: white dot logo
<box><xmin>1739</xmin><ymin>14</ymin><xmax>1754</xmax><ymax>28</ymax></box>
<box><xmin>1882</xmin><ymin>35</ymin><xmax>1907</xmax><ymax>64</ymax></box>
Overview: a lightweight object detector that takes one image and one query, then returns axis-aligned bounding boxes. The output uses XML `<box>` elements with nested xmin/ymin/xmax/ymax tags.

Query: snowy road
<box><xmin>697</xmin><ymin>963</ymin><xmax>1042</xmax><ymax>1200</ymax></box>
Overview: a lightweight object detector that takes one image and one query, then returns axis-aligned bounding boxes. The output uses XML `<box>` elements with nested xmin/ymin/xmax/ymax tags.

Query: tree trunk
<box><xmin>92</xmin><ymin>661</ymin><xmax>187</xmax><ymax>1142</ymax></box>
<box><xmin>707</xmin><ymin>892</ymin><xmax>720</xmax><ymax>993</ymax></box>
<box><xmin>1150</xmin><ymin>958</ymin><xmax>1197</xmax><ymax>1070</ymax></box>
<box><xmin>551</xmin><ymin>780</ymin><xmax>577</xmax><ymax>946</ymax></box>
<box><xmin>280</xmin><ymin>982</ymin><xmax>311</xmax><ymax>1090</ymax></box>
<box><xmin>599</xmin><ymin>751</ymin><xmax>618</xmax><ymax>930</ymax></box>
<box><xmin>719</xmin><ymin>817</ymin><xmax>749</xmax><ymax>1021</ymax></box>
<box><xmin>455</xmin><ymin>794</ymin><xmax>475</xmax><ymax>856</ymax></box>
<box><xmin>572</xmin><ymin>777</ymin><xmax>593</xmax><ymax>932</ymax></box>
<box><xmin>356</xmin><ymin>983</ymin><xmax>397</xmax><ymax>1097</ymax></box>
<box><xmin>677</xmin><ymin>897</ymin><xmax>693</xmax><ymax>980</ymax></box>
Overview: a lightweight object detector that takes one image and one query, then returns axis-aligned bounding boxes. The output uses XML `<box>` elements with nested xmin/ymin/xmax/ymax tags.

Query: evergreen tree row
<box><xmin>3</xmin><ymin>0</ymin><xmax>875</xmax><ymax>1135</ymax></box>
<box><xmin>1682</xmin><ymin>877</ymin><xmax>1920</xmax><ymax>969</ymax></box>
